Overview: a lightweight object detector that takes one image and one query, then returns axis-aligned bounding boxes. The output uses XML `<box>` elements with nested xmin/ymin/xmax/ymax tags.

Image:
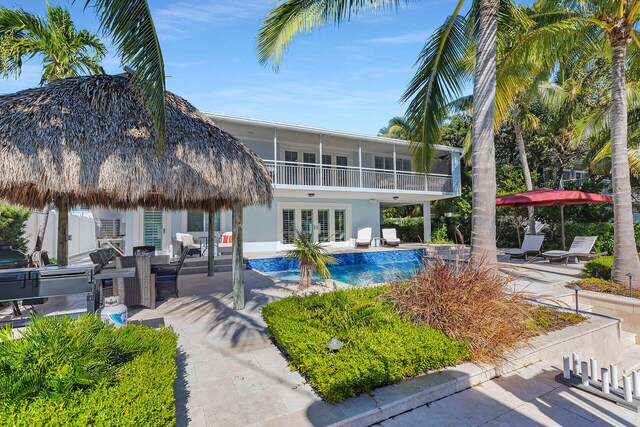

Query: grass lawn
<box><xmin>262</xmin><ymin>286</ymin><xmax>469</xmax><ymax>403</ymax></box>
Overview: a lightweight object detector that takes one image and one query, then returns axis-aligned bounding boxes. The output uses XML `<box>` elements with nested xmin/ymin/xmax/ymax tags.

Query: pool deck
<box><xmin>4</xmin><ymin>251</ymin><xmax>633</xmax><ymax>427</ymax></box>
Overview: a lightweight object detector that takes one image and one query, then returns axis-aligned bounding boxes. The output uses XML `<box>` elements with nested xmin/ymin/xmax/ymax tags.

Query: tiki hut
<box><xmin>0</xmin><ymin>75</ymin><xmax>273</xmax><ymax>309</ymax></box>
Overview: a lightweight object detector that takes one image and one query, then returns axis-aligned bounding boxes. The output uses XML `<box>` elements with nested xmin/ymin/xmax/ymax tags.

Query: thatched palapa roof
<box><xmin>0</xmin><ymin>75</ymin><xmax>272</xmax><ymax>211</ymax></box>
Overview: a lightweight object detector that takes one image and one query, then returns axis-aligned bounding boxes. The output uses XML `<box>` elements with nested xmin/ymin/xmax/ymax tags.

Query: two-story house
<box><xmin>27</xmin><ymin>113</ymin><xmax>463</xmax><ymax>258</ymax></box>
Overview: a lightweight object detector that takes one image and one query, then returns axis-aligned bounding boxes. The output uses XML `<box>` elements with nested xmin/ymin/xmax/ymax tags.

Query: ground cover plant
<box><xmin>0</xmin><ymin>314</ymin><xmax>177</xmax><ymax>426</ymax></box>
<box><xmin>262</xmin><ymin>286</ymin><xmax>469</xmax><ymax>403</ymax></box>
<box><xmin>567</xmin><ymin>278</ymin><xmax>638</xmax><ymax>299</ymax></box>
<box><xmin>526</xmin><ymin>305</ymin><xmax>587</xmax><ymax>333</ymax></box>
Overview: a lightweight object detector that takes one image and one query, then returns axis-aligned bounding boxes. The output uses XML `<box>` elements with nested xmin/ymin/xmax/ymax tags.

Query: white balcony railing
<box><xmin>264</xmin><ymin>160</ymin><xmax>453</xmax><ymax>193</ymax></box>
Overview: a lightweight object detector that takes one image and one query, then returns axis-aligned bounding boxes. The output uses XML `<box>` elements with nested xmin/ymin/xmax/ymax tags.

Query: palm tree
<box><xmin>286</xmin><ymin>230</ymin><xmax>338</xmax><ymax>290</ymax></box>
<box><xmin>538</xmin><ymin>0</ymin><xmax>640</xmax><ymax>285</ymax></box>
<box><xmin>0</xmin><ymin>4</ymin><xmax>106</xmax><ymax>264</ymax></box>
<box><xmin>257</xmin><ymin>0</ymin><xmax>504</xmax><ymax>268</ymax></box>
<box><xmin>0</xmin><ymin>5</ymin><xmax>105</xmax><ymax>83</ymax></box>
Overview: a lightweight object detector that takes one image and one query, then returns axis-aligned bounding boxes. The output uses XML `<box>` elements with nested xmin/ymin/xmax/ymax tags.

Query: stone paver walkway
<box><xmin>378</xmin><ymin>360</ymin><xmax>640</xmax><ymax>427</ymax></box>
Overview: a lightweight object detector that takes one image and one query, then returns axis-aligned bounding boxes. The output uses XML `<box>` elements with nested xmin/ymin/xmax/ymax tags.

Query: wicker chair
<box><xmin>114</xmin><ymin>256</ymin><xmax>155</xmax><ymax>309</ymax></box>
<box><xmin>155</xmin><ymin>249</ymin><xmax>188</xmax><ymax>298</ymax></box>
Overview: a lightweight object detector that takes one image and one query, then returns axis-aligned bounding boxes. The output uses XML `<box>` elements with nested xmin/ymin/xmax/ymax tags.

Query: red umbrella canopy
<box><xmin>496</xmin><ymin>188</ymin><xmax>613</xmax><ymax>208</ymax></box>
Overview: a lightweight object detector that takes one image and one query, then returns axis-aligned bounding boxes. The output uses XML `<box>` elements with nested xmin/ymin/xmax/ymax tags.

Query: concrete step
<box><xmin>620</xmin><ymin>345</ymin><xmax>640</xmax><ymax>374</ymax></box>
<box><xmin>621</xmin><ymin>331</ymin><xmax>638</xmax><ymax>350</ymax></box>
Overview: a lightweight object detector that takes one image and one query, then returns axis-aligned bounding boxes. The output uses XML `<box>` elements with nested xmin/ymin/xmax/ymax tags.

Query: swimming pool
<box><xmin>247</xmin><ymin>249</ymin><xmax>427</xmax><ymax>285</ymax></box>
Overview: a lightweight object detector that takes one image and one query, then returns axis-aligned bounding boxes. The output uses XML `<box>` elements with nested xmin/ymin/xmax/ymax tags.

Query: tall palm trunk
<box><xmin>512</xmin><ymin>102</ymin><xmax>536</xmax><ymax>234</ymax></box>
<box><xmin>610</xmin><ymin>37</ymin><xmax>640</xmax><ymax>286</ymax></box>
<box><xmin>470</xmin><ymin>0</ymin><xmax>499</xmax><ymax>268</ymax></box>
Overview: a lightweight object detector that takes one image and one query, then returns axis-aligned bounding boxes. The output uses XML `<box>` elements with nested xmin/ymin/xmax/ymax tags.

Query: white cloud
<box><xmin>364</xmin><ymin>31</ymin><xmax>431</xmax><ymax>45</ymax></box>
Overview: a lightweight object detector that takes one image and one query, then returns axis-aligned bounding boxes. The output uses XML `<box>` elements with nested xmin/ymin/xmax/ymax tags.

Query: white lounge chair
<box><xmin>356</xmin><ymin>227</ymin><xmax>372</xmax><ymax>248</ymax></box>
<box><xmin>382</xmin><ymin>228</ymin><xmax>401</xmax><ymax>247</ymax></box>
<box><xmin>175</xmin><ymin>232</ymin><xmax>201</xmax><ymax>257</ymax></box>
<box><xmin>505</xmin><ymin>234</ymin><xmax>544</xmax><ymax>261</ymax></box>
<box><xmin>541</xmin><ymin>236</ymin><xmax>598</xmax><ymax>265</ymax></box>
<box><xmin>218</xmin><ymin>232</ymin><xmax>233</xmax><ymax>255</ymax></box>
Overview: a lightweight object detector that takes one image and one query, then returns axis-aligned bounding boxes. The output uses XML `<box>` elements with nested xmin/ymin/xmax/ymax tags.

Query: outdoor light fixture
<box><xmin>308</xmin><ymin>193</ymin><xmax>315</xmax><ymax>198</ymax></box>
<box><xmin>393</xmin><ymin>196</ymin><xmax>399</xmax><ymax>200</ymax></box>
<box><xmin>627</xmin><ymin>273</ymin><xmax>634</xmax><ymax>299</ymax></box>
<box><xmin>327</xmin><ymin>338</ymin><xmax>342</xmax><ymax>351</ymax></box>
<box><xmin>574</xmin><ymin>284</ymin><xmax>582</xmax><ymax>313</ymax></box>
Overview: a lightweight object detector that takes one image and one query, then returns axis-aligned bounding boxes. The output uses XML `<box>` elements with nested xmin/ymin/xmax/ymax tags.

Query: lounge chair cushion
<box><xmin>356</xmin><ymin>227</ymin><xmax>372</xmax><ymax>246</ymax></box>
<box><xmin>382</xmin><ymin>228</ymin><xmax>401</xmax><ymax>245</ymax></box>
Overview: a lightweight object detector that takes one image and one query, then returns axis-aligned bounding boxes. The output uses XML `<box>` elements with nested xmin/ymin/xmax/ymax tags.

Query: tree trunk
<box><xmin>232</xmin><ymin>202</ymin><xmax>245</xmax><ymax>309</ymax></box>
<box><xmin>512</xmin><ymin>102</ymin><xmax>536</xmax><ymax>234</ymax></box>
<box><xmin>298</xmin><ymin>262</ymin><xmax>312</xmax><ymax>290</ymax></box>
<box><xmin>207</xmin><ymin>209</ymin><xmax>215</xmax><ymax>277</ymax></box>
<box><xmin>470</xmin><ymin>0</ymin><xmax>499</xmax><ymax>269</ymax></box>
<box><xmin>57</xmin><ymin>197</ymin><xmax>69</xmax><ymax>266</ymax></box>
<box><xmin>610</xmin><ymin>39</ymin><xmax>640</xmax><ymax>286</ymax></box>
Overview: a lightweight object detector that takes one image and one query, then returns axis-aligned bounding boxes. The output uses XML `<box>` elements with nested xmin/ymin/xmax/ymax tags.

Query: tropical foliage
<box><xmin>285</xmin><ymin>229</ymin><xmax>338</xmax><ymax>289</ymax></box>
<box><xmin>0</xmin><ymin>4</ymin><xmax>106</xmax><ymax>84</ymax></box>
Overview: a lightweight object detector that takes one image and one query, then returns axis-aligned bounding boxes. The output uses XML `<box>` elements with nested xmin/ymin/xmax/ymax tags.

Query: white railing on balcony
<box><xmin>264</xmin><ymin>160</ymin><xmax>453</xmax><ymax>193</ymax></box>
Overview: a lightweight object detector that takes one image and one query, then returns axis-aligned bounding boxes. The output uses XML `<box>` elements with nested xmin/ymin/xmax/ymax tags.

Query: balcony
<box><xmin>264</xmin><ymin>160</ymin><xmax>454</xmax><ymax>194</ymax></box>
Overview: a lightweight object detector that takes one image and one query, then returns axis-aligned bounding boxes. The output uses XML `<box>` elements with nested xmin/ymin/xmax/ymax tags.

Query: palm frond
<box><xmin>84</xmin><ymin>0</ymin><xmax>166</xmax><ymax>155</ymax></box>
<box><xmin>402</xmin><ymin>0</ymin><xmax>469</xmax><ymax>172</ymax></box>
<box><xmin>256</xmin><ymin>0</ymin><xmax>402</xmax><ymax>70</ymax></box>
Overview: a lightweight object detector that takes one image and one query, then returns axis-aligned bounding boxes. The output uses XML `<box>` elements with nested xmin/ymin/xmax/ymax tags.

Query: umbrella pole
<box><xmin>207</xmin><ymin>208</ymin><xmax>215</xmax><ymax>277</ymax></box>
<box><xmin>560</xmin><ymin>205</ymin><xmax>566</xmax><ymax>251</ymax></box>
<box><xmin>57</xmin><ymin>196</ymin><xmax>69</xmax><ymax>266</ymax></box>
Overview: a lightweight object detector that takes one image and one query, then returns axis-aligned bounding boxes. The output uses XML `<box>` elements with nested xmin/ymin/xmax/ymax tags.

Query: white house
<box><xmin>26</xmin><ymin>114</ymin><xmax>462</xmax><ymax>258</ymax></box>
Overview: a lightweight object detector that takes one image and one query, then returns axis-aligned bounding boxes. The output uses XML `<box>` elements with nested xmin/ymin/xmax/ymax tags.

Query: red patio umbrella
<box><xmin>496</xmin><ymin>188</ymin><xmax>613</xmax><ymax>250</ymax></box>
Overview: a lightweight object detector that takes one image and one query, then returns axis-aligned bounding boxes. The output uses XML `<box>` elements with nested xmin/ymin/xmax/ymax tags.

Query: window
<box><xmin>187</xmin><ymin>211</ymin><xmax>220</xmax><ymax>232</ymax></box>
<box><xmin>282</xmin><ymin>209</ymin><xmax>295</xmax><ymax>244</ymax></box>
<box><xmin>396</xmin><ymin>158</ymin><xmax>412</xmax><ymax>172</ymax></box>
<box><xmin>336</xmin><ymin>156</ymin><xmax>348</xmax><ymax>166</ymax></box>
<box><xmin>375</xmin><ymin>156</ymin><xmax>411</xmax><ymax>171</ymax></box>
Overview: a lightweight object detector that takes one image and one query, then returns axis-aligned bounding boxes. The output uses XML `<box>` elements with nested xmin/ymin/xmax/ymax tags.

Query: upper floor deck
<box><xmin>206</xmin><ymin>113</ymin><xmax>462</xmax><ymax>199</ymax></box>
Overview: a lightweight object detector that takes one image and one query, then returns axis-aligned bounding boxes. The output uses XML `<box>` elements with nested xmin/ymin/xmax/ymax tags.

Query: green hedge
<box><xmin>0</xmin><ymin>203</ymin><xmax>30</xmax><ymax>253</ymax></box>
<box><xmin>0</xmin><ymin>315</ymin><xmax>178</xmax><ymax>426</ymax></box>
<box><xmin>262</xmin><ymin>287</ymin><xmax>468</xmax><ymax>403</ymax></box>
<box><xmin>582</xmin><ymin>256</ymin><xmax>614</xmax><ymax>280</ymax></box>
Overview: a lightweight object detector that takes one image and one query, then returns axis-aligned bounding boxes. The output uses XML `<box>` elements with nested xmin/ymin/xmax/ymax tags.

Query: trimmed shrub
<box><xmin>0</xmin><ymin>314</ymin><xmax>177</xmax><ymax>426</ymax></box>
<box><xmin>382</xmin><ymin>217</ymin><xmax>423</xmax><ymax>242</ymax></box>
<box><xmin>431</xmin><ymin>222</ymin><xmax>453</xmax><ymax>244</ymax></box>
<box><xmin>582</xmin><ymin>256</ymin><xmax>613</xmax><ymax>280</ymax></box>
<box><xmin>388</xmin><ymin>260</ymin><xmax>535</xmax><ymax>362</ymax></box>
<box><xmin>262</xmin><ymin>287</ymin><xmax>468</xmax><ymax>403</ymax></box>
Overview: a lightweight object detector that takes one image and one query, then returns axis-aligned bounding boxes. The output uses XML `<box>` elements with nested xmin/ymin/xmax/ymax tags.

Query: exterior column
<box><xmin>273</xmin><ymin>129</ymin><xmax>278</xmax><ymax>184</ymax></box>
<box><xmin>232</xmin><ymin>202</ymin><xmax>244</xmax><ymax>310</ymax></box>
<box><xmin>451</xmin><ymin>152</ymin><xmax>461</xmax><ymax>195</ymax></box>
<box><xmin>319</xmin><ymin>136</ymin><xmax>323</xmax><ymax>186</ymax></box>
<box><xmin>423</xmin><ymin>202</ymin><xmax>431</xmax><ymax>243</ymax></box>
<box><xmin>207</xmin><ymin>209</ymin><xmax>215</xmax><ymax>277</ymax></box>
<box><xmin>57</xmin><ymin>196</ymin><xmax>69</xmax><ymax>266</ymax></box>
<box><xmin>358</xmin><ymin>144</ymin><xmax>363</xmax><ymax>187</ymax></box>
<box><xmin>393</xmin><ymin>143</ymin><xmax>397</xmax><ymax>189</ymax></box>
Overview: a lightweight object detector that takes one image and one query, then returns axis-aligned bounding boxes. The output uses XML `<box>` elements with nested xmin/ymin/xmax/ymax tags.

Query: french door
<box><xmin>143</xmin><ymin>210</ymin><xmax>165</xmax><ymax>250</ymax></box>
<box><xmin>280</xmin><ymin>204</ymin><xmax>349</xmax><ymax>245</ymax></box>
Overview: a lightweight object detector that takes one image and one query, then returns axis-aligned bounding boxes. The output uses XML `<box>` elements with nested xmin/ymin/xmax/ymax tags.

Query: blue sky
<box><xmin>3</xmin><ymin>1</ymin><xmax>469</xmax><ymax>135</ymax></box>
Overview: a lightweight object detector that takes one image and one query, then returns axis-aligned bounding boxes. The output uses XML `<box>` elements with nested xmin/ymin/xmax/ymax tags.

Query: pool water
<box><xmin>261</xmin><ymin>259</ymin><xmax>425</xmax><ymax>285</ymax></box>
